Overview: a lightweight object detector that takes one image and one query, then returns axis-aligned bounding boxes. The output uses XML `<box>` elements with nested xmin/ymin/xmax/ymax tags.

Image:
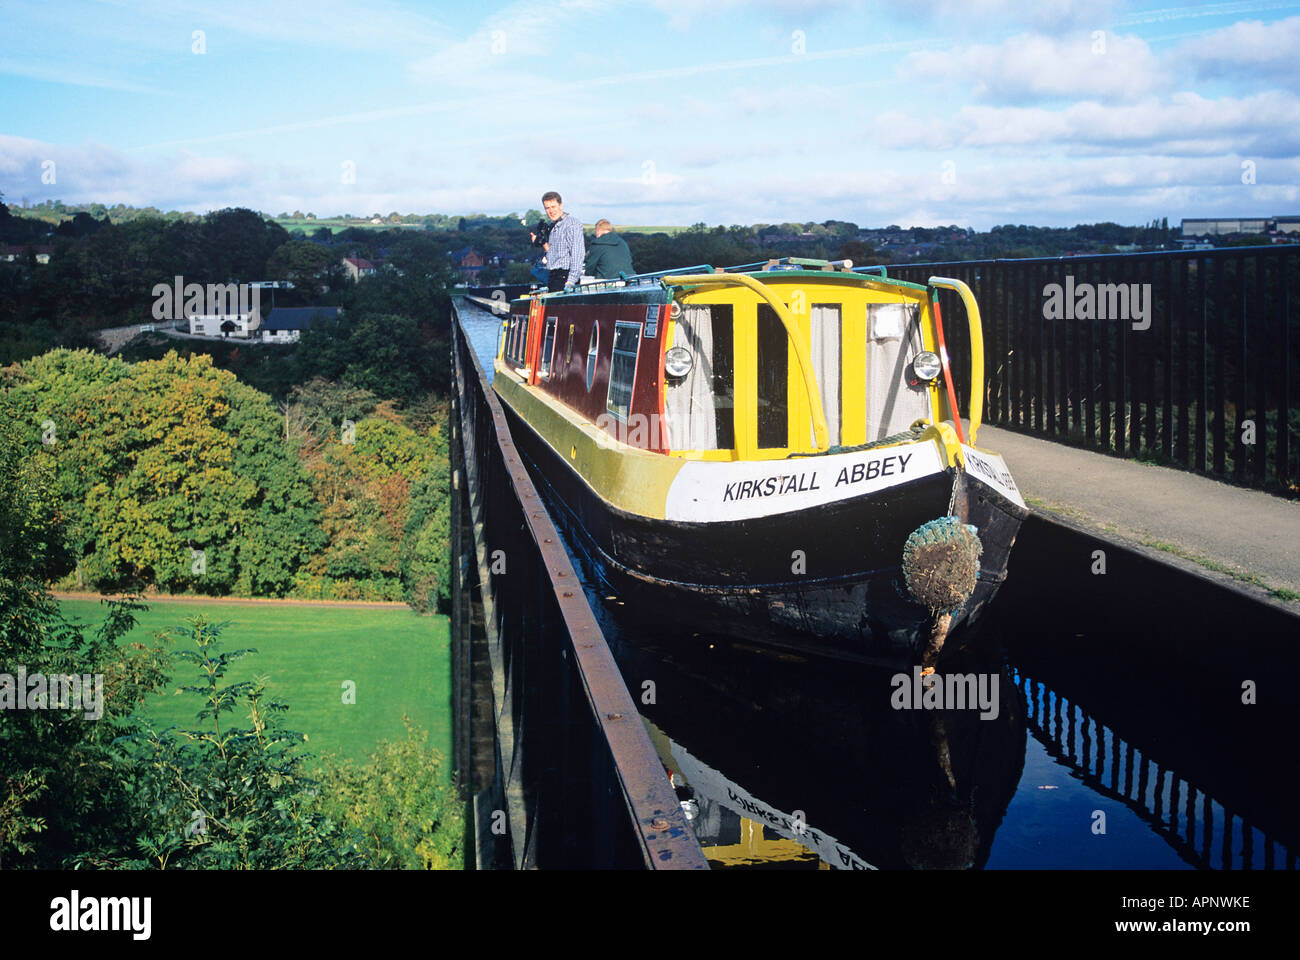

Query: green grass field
<box><xmin>59</xmin><ymin>600</ymin><xmax>450</xmax><ymax>768</ymax></box>
<box><xmin>274</xmin><ymin>218</ymin><xmax>427</xmax><ymax>232</ymax></box>
<box><xmin>613</xmin><ymin>224</ymin><xmax>691</xmax><ymax>235</ymax></box>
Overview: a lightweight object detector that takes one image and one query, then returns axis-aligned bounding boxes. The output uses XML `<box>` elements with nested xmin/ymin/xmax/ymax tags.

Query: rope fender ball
<box><xmin>902</xmin><ymin>516</ymin><xmax>983</xmax><ymax>616</ymax></box>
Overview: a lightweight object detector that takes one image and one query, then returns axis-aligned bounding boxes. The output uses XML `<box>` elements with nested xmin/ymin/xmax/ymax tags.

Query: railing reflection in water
<box><xmin>1013</xmin><ymin>667</ymin><xmax>1296</xmax><ymax>870</ymax></box>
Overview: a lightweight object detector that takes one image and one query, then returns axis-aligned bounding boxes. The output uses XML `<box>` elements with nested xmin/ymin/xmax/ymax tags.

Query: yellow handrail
<box><xmin>927</xmin><ymin>276</ymin><xmax>984</xmax><ymax>447</ymax></box>
<box><xmin>663</xmin><ymin>272</ymin><xmax>830</xmax><ymax>452</ymax></box>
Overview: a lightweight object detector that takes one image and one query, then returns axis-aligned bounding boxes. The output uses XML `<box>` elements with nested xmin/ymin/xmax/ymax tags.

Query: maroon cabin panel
<box><xmin>534</xmin><ymin>301</ymin><xmax>667</xmax><ymax>453</ymax></box>
<box><xmin>539</xmin><ymin>305</ymin><xmax>607</xmax><ymax>422</ymax></box>
<box><xmin>630</xmin><ymin>304</ymin><xmax>667</xmax><ymax>452</ymax></box>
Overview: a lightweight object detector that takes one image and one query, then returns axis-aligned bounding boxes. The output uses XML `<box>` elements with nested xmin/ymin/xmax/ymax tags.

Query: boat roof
<box><xmin>510</xmin><ymin>257</ymin><xmax>931</xmax><ymax>307</ymax></box>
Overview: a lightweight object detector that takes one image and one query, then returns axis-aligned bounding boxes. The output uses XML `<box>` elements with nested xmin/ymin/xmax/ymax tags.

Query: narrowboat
<box><xmin>493</xmin><ymin>259</ymin><xmax>1027</xmax><ymax>665</ymax></box>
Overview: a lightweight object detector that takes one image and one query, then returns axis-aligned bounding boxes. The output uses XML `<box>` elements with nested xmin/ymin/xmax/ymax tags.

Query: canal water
<box><xmin>458</xmin><ymin>300</ymin><xmax>1296</xmax><ymax>871</ymax></box>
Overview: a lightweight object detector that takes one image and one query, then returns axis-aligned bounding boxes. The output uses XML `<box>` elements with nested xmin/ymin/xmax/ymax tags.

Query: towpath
<box><xmin>976</xmin><ymin>424</ymin><xmax>1300</xmax><ymax>610</ymax></box>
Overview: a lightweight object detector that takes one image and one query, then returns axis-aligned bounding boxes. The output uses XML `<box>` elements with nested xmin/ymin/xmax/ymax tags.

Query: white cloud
<box><xmin>894</xmin><ymin>0</ymin><xmax>1118</xmax><ymax>30</ymax></box>
<box><xmin>172</xmin><ymin>152</ymin><xmax>254</xmax><ymax>187</ymax></box>
<box><xmin>878</xmin><ymin>90</ymin><xmax>1300</xmax><ymax>157</ymax></box>
<box><xmin>0</xmin><ymin>135</ymin><xmax>256</xmax><ymax>210</ymax></box>
<box><xmin>1175</xmin><ymin>15</ymin><xmax>1300</xmax><ymax>83</ymax></box>
<box><xmin>9</xmin><ymin>120</ymin><xmax>1293</xmax><ymax>229</ymax></box>
<box><xmin>901</xmin><ymin>31</ymin><xmax>1160</xmax><ymax>103</ymax></box>
<box><xmin>7</xmin><ymin>1</ymin><xmax>1300</xmax><ymax>230</ymax></box>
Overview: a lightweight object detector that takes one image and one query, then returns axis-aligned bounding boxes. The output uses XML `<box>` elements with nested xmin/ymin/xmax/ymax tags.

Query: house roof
<box><xmin>264</xmin><ymin>306</ymin><xmax>341</xmax><ymax>330</ymax></box>
<box><xmin>343</xmin><ymin>256</ymin><xmax>375</xmax><ymax>270</ymax></box>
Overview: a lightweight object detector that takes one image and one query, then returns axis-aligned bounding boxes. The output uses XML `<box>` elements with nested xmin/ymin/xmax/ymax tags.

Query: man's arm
<box><xmin>567</xmin><ymin>222</ymin><xmax>585</xmax><ymax>285</ymax></box>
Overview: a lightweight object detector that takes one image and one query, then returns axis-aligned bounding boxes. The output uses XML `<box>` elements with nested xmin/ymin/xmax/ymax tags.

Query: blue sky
<box><xmin>2</xmin><ymin>0</ymin><xmax>1298</xmax><ymax>229</ymax></box>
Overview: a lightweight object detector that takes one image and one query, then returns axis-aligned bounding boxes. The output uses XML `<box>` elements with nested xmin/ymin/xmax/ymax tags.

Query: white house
<box><xmin>342</xmin><ymin>256</ymin><xmax>377</xmax><ymax>281</ymax></box>
<box><xmin>187</xmin><ymin>311</ymin><xmax>260</xmax><ymax>338</ymax></box>
<box><xmin>260</xmin><ymin>306</ymin><xmax>341</xmax><ymax>344</ymax></box>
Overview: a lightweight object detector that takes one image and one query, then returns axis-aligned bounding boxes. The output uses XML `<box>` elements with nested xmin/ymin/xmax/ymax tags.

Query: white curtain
<box><xmin>665</xmin><ymin>305</ymin><xmax>718</xmax><ymax>450</ymax></box>
<box><xmin>809</xmin><ymin>304</ymin><xmax>841</xmax><ymax>447</ymax></box>
<box><xmin>866</xmin><ymin>303</ymin><xmax>930</xmax><ymax>440</ymax></box>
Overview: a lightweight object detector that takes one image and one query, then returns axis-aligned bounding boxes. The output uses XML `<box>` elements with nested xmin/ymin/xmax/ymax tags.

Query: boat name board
<box><xmin>960</xmin><ymin>445</ymin><xmax>1024</xmax><ymax>508</ymax></box>
<box><xmin>665</xmin><ymin>443</ymin><xmax>945</xmax><ymax>522</ymax></box>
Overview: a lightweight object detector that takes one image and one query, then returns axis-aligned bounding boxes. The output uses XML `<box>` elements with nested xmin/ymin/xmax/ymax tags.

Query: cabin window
<box><xmin>755</xmin><ymin>304</ymin><xmax>789</xmax><ymax>449</ymax></box>
<box><xmin>865</xmin><ymin>302</ymin><xmax>930</xmax><ymax>440</ymax></box>
<box><xmin>664</xmin><ymin>304</ymin><xmax>734</xmax><ymax>450</ymax></box>
<box><xmin>507</xmin><ymin>315</ymin><xmax>526</xmax><ymax>365</ymax></box>
<box><xmin>540</xmin><ymin>317</ymin><xmax>557</xmax><ymax>379</ymax></box>
<box><xmin>810</xmin><ymin>304</ymin><xmax>841</xmax><ymax>447</ymax></box>
<box><xmin>586</xmin><ymin>325</ymin><xmax>599</xmax><ymax>391</ymax></box>
<box><xmin>499</xmin><ymin>316</ymin><xmax>514</xmax><ymax>361</ymax></box>
<box><xmin>606</xmin><ymin>321</ymin><xmax>641</xmax><ymax>422</ymax></box>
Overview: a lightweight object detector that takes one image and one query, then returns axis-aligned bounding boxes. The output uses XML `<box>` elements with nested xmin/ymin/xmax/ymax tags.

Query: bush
<box><xmin>120</xmin><ymin>617</ymin><xmax>369</xmax><ymax>869</ymax></box>
<box><xmin>317</xmin><ymin>718</ymin><xmax>464</xmax><ymax>869</ymax></box>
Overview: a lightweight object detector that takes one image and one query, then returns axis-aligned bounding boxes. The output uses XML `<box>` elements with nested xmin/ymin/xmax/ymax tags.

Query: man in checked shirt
<box><xmin>536</xmin><ymin>190</ymin><xmax>584</xmax><ymax>292</ymax></box>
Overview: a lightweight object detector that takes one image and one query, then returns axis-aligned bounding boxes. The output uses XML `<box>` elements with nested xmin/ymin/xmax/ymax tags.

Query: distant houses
<box><xmin>260</xmin><ymin>306</ymin><xmax>341</xmax><ymax>343</ymax></box>
<box><xmin>452</xmin><ymin>246</ymin><xmax>485</xmax><ymax>282</ymax></box>
<box><xmin>0</xmin><ymin>243</ymin><xmax>53</xmax><ymax>264</ymax></box>
<box><xmin>342</xmin><ymin>256</ymin><xmax>377</xmax><ymax>282</ymax></box>
<box><xmin>758</xmin><ymin>231</ymin><xmax>820</xmax><ymax>248</ymax></box>
<box><xmin>187</xmin><ymin>305</ymin><xmax>340</xmax><ymax>343</ymax></box>
<box><xmin>1180</xmin><ymin>215</ymin><xmax>1300</xmax><ymax>241</ymax></box>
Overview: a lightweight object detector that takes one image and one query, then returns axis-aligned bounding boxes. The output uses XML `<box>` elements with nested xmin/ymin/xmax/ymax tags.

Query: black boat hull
<box><xmin>500</xmin><ymin>400</ymin><xmax>1026</xmax><ymax>665</ymax></box>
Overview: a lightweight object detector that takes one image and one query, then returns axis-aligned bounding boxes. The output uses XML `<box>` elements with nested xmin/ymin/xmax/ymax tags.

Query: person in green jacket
<box><xmin>584</xmin><ymin>219</ymin><xmax>635</xmax><ymax>279</ymax></box>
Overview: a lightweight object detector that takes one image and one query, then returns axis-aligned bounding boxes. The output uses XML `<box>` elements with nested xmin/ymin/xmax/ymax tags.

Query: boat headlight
<box><xmin>665</xmin><ymin>345</ymin><xmax>694</xmax><ymax>379</ymax></box>
<box><xmin>911</xmin><ymin>351</ymin><xmax>942</xmax><ymax>383</ymax></box>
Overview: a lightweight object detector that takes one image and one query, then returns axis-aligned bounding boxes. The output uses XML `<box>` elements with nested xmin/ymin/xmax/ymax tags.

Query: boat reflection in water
<box><xmin>619</xmin><ymin>626</ymin><xmax>1026</xmax><ymax>870</ymax></box>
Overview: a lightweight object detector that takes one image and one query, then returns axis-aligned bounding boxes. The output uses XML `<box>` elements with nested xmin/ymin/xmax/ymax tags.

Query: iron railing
<box><xmin>449</xmin><ymin>303</ymin><xmax>708</xmax><ymax>869</ymax></box>
<box><xmin>887</xmin><ymin>248</ymin><xmax>1298</xmax><ymax>495</ymax></box>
